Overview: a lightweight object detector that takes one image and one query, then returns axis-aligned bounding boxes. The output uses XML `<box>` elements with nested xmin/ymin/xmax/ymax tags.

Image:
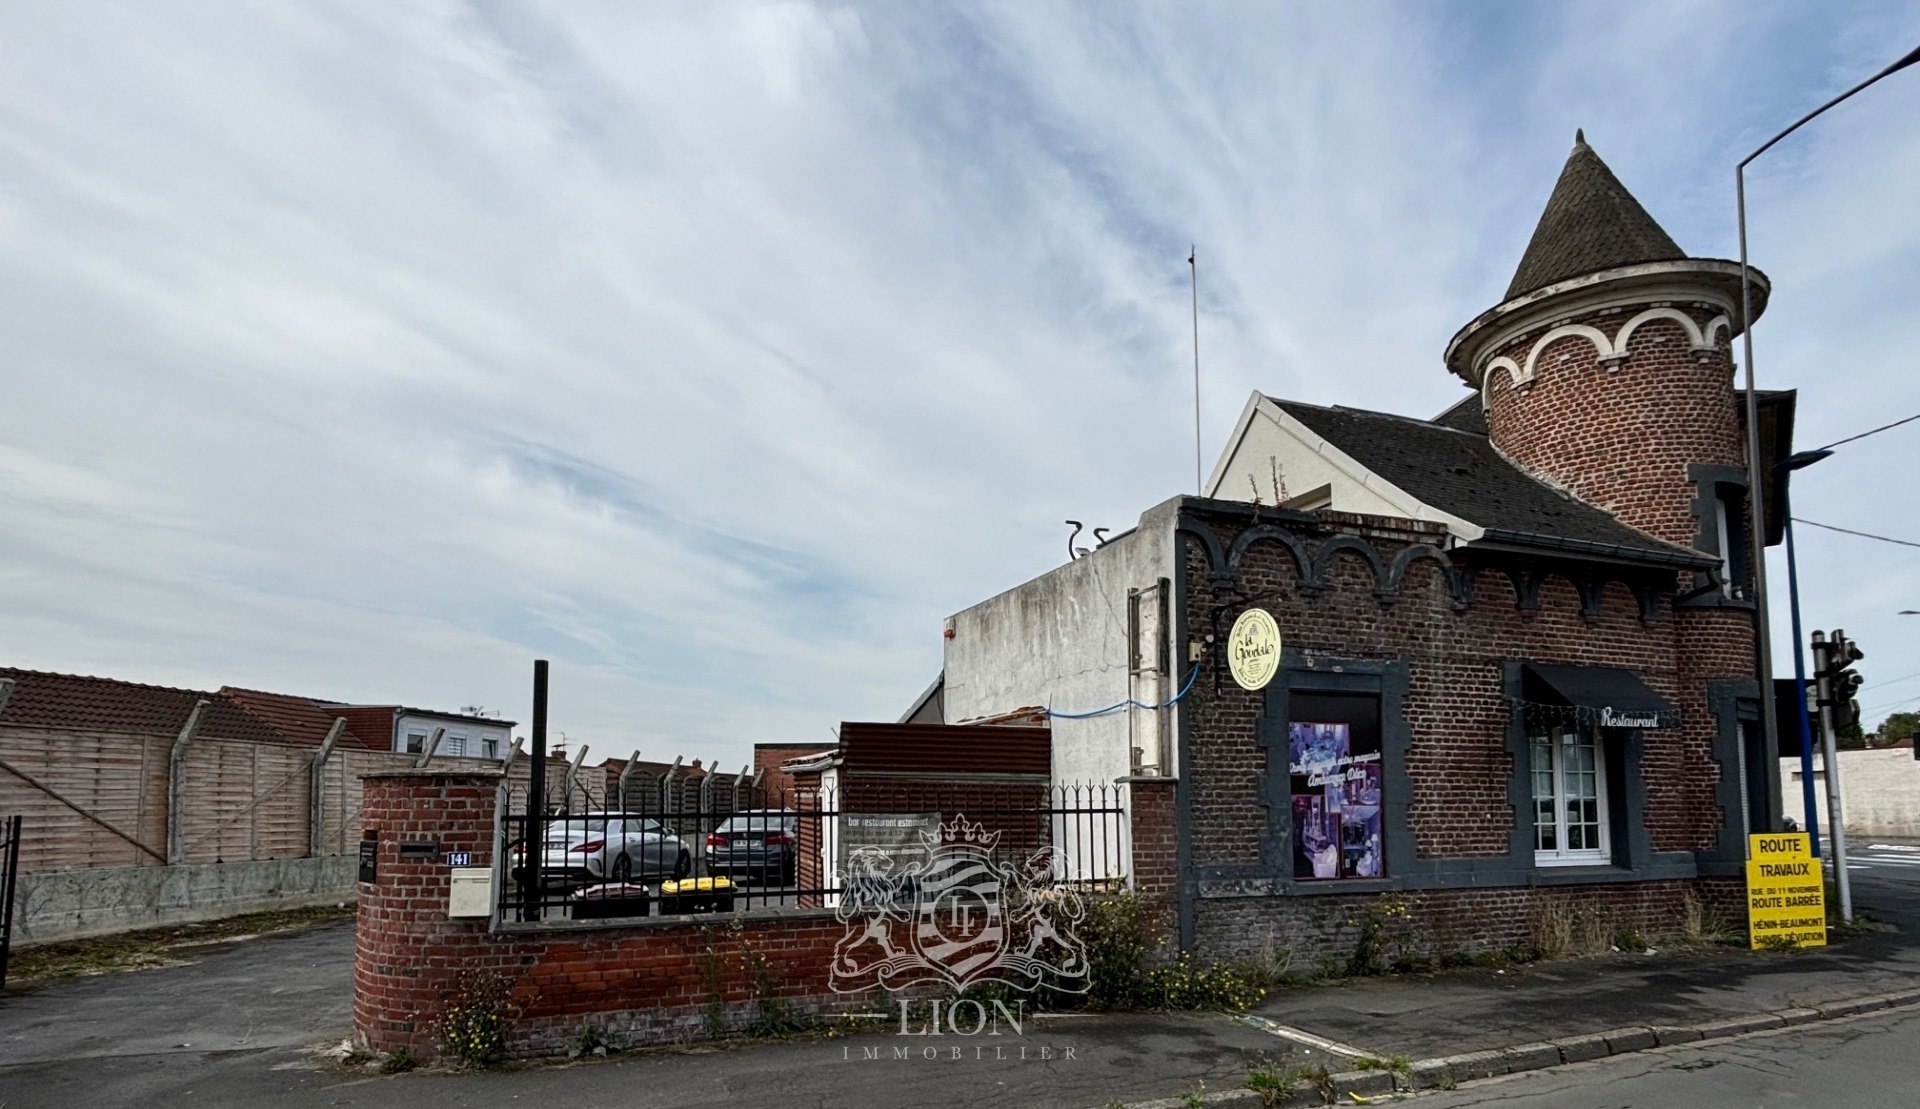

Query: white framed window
<box><xmin>404</xmin><ymin>731</ymin><xmax>428</xmax><ymax>754</ymax></box>
<box><xmin>445</xmin><ymin>732</ymin><xmax>467</xmax><ymax>757</ymax></box>
<box><xmin>1531</xmin><ymin>725</ymin><xmax>1610</xmax><ymax>866</ymax></box>
<box><xmin>481</xmin><ymin>736</ymin><xmax>499</xmax><ymax>759</ymax></box>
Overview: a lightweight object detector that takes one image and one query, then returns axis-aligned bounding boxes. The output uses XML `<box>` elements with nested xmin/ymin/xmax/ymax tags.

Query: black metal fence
<box><xmin>498</xmin><ymin>783</ymin><xmax>1127</xmax><ymax>923</ymax></box>
<box><xmin>1</xmin><ymin>814</ymin><xmax>22</xmax><ymax>990</ymax></box>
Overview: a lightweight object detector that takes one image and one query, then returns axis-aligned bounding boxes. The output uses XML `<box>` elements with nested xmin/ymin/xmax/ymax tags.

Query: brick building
<box><xmin>939</xmin><ymin>135</ymin><xmax>1794</xmax><ymax>958</ymax></box>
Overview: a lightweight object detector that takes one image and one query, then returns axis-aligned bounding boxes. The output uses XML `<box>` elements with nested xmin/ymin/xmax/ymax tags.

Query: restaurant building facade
<box><xmin>936</xmin><ymin>135</ymin><xmax>1794</xmax><ymax>958</ymax></box>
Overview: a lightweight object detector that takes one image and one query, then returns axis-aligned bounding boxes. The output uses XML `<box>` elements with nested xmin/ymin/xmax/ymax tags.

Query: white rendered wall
<box><xmin>395</xmin><ymin>712</ymin><xmax>512</xmax><ymax>759</ymax></box>
<box><xmin>1782</xmin><ymin>748</ymin><xmax>1920</xmax><ymax>840</ymax></box>
<box><xmin>942</xmin><ymin>498</ymin><xmax>1181</xmax><ymax>790</ymax></box>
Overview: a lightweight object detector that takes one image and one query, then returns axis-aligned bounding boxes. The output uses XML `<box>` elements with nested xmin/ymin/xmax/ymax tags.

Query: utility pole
<box><xmin>1810</xmin><ymin>631</ymin><xmax>1853</xmax><ymax>922</ymax></box>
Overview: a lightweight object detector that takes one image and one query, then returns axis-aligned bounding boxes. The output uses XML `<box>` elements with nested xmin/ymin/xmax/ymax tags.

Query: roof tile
<box><xmin>1506</xmin><ymin>134</ymin><xmax>1685</xmax><ymax>300</ymax></box>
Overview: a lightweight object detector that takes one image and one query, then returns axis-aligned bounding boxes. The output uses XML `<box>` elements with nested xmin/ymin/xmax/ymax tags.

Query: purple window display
<box><xmin>1290</xmin><ymin>720</ymin><xmax>1384</xmax><ymax>880</ymax></box>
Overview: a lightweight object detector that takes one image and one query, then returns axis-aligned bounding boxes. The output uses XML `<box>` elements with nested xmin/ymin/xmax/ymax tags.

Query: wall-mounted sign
<box><xmin>446</xmin><ymin>851</ymin><xmax>472</xmax><ymax>867</ymax></box>
<box><xmin>1227</xmin><ymin>608</ymin><xmax>1282</xmax><ymax>690</ymax></box>
<box><xmin>1599</xmin><ymin>707</ymin><xmax>1663</xmax><ymax>729</ymax></box>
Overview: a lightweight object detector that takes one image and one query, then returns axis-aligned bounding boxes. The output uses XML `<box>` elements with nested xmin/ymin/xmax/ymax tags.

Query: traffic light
<box><xmin>1813</xmin><ymin>630</ymin><xmax>1866</xmax><ymax>734</ymax></box>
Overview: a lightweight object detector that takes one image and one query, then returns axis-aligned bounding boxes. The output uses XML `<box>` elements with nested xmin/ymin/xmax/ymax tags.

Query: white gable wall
<box><xmin>1205</xmin><ymin>395</ymin><xmax>1483</xmax><ymax>542</ymax></box>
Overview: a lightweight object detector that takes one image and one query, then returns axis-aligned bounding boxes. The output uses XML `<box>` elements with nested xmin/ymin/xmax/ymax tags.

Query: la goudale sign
<box><xmin>1227</xmin><ymin>608</ymin><xmax>1282</xmax><ymax>691</ymax></box>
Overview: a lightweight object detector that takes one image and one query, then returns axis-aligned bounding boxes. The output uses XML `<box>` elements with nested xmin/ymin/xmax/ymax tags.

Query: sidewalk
<box><xmin>1248</xmin><ymin>869</ymin><xmax>1920</xmax><ymax>1063</ymax></box>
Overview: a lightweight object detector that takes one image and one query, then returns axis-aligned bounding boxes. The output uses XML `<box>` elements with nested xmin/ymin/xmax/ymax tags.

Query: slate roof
<box><xmin>1431</xmin><ymin>394</ymin><xmax>1488</xmax><ymax>435</ymax></box>
<box><xmin>1505</xmin><ymin>133</ymin><xmax>1685</xmax><ymax>300</ymax></box>
<box><xmin>1270</xmin><ymin>399</ymin><xmax>1712</xmax><ymax>566</ymax></box>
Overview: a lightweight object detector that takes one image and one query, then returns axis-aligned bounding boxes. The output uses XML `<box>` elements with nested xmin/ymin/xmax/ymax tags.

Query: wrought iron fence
<box><xmin>497</xmin><ymin>783</ymin><xmax>1127</xmax><ymax>923</ymax></box>
<box><xmin>1</xmin><ymin>814</ymin><xmax>22</xmax><ymax>990</ymax></box>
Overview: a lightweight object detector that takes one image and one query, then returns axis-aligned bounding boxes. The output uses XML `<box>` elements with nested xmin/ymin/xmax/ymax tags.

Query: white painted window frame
<box><xmin>1531</xmin><ymin>724</ymin><xmax>1611</xmax><ymax>867</ymax></box>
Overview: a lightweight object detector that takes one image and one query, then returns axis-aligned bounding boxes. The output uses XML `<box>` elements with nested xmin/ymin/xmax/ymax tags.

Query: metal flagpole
<box><xmin>1189</xmin><ymin>246</ymin><xmax>1202</xmax><ymax>495</ymax></box>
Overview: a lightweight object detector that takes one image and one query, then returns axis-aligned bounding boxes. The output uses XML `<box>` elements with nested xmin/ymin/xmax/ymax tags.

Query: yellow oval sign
<box><xmin>1227</xmin><ymin>608</ymin><xmax>1282</xmax><ymax>690</ymax></box>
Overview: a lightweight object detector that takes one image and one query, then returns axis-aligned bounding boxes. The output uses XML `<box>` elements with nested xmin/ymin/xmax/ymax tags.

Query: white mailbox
<box><xmin>448</xmin><ymin>867</ymin><xmax>493</xmax><ymax>918</ymax></box>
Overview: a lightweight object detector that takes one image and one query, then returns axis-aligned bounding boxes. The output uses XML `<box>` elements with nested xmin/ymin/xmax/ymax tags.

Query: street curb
<box><xmin>1094</xmin><ymin>986</ymin><xmax>1920</xmax><ymax>1108</ymax></box>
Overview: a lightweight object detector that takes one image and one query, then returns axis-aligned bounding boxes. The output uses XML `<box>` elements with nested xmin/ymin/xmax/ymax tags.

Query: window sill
<box><xmin>1529</xmin><ymin>863</ymin><xmax>1634</xmax><ymax>885</ymax></box>
<box><xmin>1534</xmin><ymin>853</ymin><xmax>1610</xmax><ymax>869</ymax></box>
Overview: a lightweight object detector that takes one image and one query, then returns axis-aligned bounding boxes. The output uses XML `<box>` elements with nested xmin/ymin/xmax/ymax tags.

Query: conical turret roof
<box><xmin>1504</xmin><ymin>131</ymin><xmax>1685</xmax><ymax>300</ymax></box>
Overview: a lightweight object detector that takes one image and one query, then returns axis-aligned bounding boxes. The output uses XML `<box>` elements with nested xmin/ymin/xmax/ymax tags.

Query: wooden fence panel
<box><xmin>1</xmin><ymin>726</ymin><xmax>583</xmax><ymax>873</ymax></box>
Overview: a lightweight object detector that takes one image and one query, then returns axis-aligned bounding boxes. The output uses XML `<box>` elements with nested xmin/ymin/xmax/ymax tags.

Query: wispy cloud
<box><xmin>3</xmin><ymin>0</ymin><xmax>1918</xmax><ymax>762</ymax></box>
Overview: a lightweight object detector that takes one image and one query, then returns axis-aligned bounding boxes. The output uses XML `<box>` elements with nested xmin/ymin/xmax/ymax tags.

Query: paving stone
<box><xmin>1651</xmin><ymin>1025</ymin><xmax>1703</xmax><ymax>1046</ymax></box>
<box><xmin>1409</xmin><ymin>1059</ymin><xmax>1456</xmax><ymax>1089</ymax></box>
<box><xmin>1694</xmin><ymin>1014</ymin><xmax>1785</xmax><ymax>1040</ymax></box>
<box><xmin>1552</xmin><ymin>1032</ymin><xmax>1613</xmax><ymax>1063</ymax></box>
<box><xmin>1778</xmin><ymin>1007</ymin><xmax>1823</xmax><ymax>1027</ymax></box>
<box><xmin>1602</xmin><ymin>1028</ymin><xmax>1657</xmax><ymax>1054</ymax></box>
<box><xmin>1330</xmin><ymin>1069</ymin><xmax>1397</xmax><ymax>1098</ymax></box>
<box><xmin>1436</xmin><ymin>1049</ymin><xmax>1510</xmax><ymax>1081</ymax></box>
<box><xmin>1818</xmin><ymin>996</ymin><xmax>1889</xmax><ymax>1019</ymax></box>
<box><xmin>1498</xmin><ymin>1042</ymin><xmax>1562</xmax><ymax>1073</ymax></box>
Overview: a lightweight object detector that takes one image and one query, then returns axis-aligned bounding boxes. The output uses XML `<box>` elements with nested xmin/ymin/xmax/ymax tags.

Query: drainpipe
<box><xmin>412</xmin><ymin>726</ymin><xmax>446</xmax><ymax>769</ymax></box>
<box><xmin>167</xmin><ymin>700</ymin><xmax>211</xmax><ymax>865</ymax></box>
<box><xmin>309</xmin><ymin>718</ymin><xmax>347</xmax><ymax>857</ymax></box>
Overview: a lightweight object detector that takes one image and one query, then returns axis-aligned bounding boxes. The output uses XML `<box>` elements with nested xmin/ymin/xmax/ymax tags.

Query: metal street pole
<box><xmin>524</xmin><ymin>658</ymin><xmax>549</xmax><ymax>922</ymax></box>
<box><xmin>1811</xmin><ymin>632</ymin><xmax>1853</xmax><ymax>922</ymax></box>
<box><xmin>1775</xmin><ymin>448</ymin><xmax>1831</xmax><ymax>854</ymax></box>
<box><xmin>1782</xmin><ymin>514</ymin><xmax>1823</xmax><ymax>855</ymax></box>
<box><xmin>1734</xmin><ymin>42</ymin><xmax>1920</xmax><ymax>829</ymax></box>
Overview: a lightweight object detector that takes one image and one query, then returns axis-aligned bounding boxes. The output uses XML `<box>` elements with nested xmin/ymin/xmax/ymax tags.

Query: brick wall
<box><xmin>353</xmin><ymin>771</ymin><xmax>888</xmax><ymax>1058</ymax></box>
<box><xmin>1125</xmin><ymin>776</ymin><xmax>1178</xmax><ymax>937</ymax></box>
<box><xmin>1485</xmin><ymin>306</ymin><xmax>1742</xmax><ymax>549</ymax></box>
<box><xmin>1179</xmin><ymin>518</ymin><xmax>1741</xmax><ymax>868</ymax></box>
<box><xmin>1174</xmin><ymin>500</ymin><xmax>1755</xmax><ymax>962</ymax></box>
<box><xmin>1193</xmin><ymin>880</ymin><xmax>1710</xmax><ymax>967</ymax></box>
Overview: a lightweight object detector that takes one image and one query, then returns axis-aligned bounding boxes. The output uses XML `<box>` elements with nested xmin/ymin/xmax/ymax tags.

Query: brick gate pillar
<box><xmin>1121</xmin><ymin>775</ymin><xmax>1179</xmax><ymax>938</ymax></box>
<box><xmin>353</xmin><ymin>770</ymin><xmax>501</xmax><ymax>1055</ymax></box>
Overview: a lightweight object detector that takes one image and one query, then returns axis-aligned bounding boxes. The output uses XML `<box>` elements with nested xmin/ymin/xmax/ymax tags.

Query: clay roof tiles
<box><xmin>0</xmin><ymin>668</ymin><xmax>283</xmax><ymax>743</ymax></box>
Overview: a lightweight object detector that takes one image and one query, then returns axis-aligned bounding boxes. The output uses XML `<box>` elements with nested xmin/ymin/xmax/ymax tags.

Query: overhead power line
<box><xmin>1794</xmin><ymin>518</ymin><xmax>1920</xmax><ymax>550</ymax></box>
<box><xmin>1816</xmin><ymin>411</ymin><xmax>1920</xmax><ymax>452</ymax></box>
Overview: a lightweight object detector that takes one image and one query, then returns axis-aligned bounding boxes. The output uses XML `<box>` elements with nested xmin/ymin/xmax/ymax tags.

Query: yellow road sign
<box><xmin>1746</xmin><ymin>833</ymin><xmax>1827</xmax><ymax>949</ymax></box>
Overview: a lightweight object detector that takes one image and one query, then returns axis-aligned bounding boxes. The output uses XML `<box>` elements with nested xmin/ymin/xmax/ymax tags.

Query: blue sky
<box><xmin>3</xmin><ymin>2</ymin><xmax>1918</xmax><ymax>768</ymax></box>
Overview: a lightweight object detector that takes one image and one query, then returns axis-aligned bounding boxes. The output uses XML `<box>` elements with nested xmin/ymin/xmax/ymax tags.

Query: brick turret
<box><xmin>1446</xmin><ymin>133</ymin><xmax>1768</xmax><ymax>555</ymax></box>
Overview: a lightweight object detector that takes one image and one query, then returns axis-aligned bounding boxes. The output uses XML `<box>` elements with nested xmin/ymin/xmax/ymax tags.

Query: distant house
<box><xmin>319</xmin><ymin>703</ymin><xmax>515</xmax><ymax>760</ymax></box>
<box><xmin>0</xmin><ymin>668</ymin><xmax>515</xmax><ymax>762</ymax></box>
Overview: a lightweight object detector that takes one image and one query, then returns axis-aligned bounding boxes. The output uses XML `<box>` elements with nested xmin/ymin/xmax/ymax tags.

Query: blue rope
<box><xmin>1047</xmin><ymin>661</ymin><xmax>1201</xmax><ymax>720</ymax></box>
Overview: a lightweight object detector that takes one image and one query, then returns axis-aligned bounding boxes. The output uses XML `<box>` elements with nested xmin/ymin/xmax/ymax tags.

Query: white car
<box><xmin>519</xmin><ymin>814</ymin><xmax>692</xmax><ymax>885</ymax></box>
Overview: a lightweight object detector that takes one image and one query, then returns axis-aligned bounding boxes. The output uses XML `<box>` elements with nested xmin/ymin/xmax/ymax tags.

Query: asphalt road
<box><xmin>1417</xmin><ymin>1003</ymin><xmax>1920</xmax><ymax>1109</ymax></box>
<box><xmin>1845</xmin><ymin>841</ymin><xmax>1920</xmax><ymax>881</ymax></box>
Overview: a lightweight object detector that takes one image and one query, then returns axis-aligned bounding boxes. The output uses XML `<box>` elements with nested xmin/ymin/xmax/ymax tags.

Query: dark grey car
<box><xmin>705</xmin><ymin>811</ymin><xmax>797</xmax><ymax>886</ymax></box>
